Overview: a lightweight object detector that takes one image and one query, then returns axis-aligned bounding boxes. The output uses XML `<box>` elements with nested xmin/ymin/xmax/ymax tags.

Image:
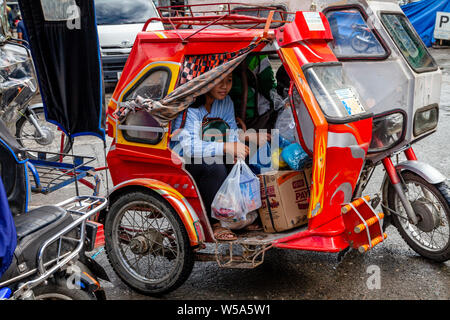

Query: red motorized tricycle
<box><xmin>100</xmin><ymin>3</ymin><xmax>449</xmax><ymax>295</ymax></box>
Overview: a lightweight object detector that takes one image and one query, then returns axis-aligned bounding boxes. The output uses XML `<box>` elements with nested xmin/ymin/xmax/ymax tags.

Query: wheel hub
<box><xmin>34</xmin><ymin>126</ymin><xmax>55</xmax><ymax>146</ymax></box>
<box><xmin>412</xmin><ymin>197</ymin><xmax>441</xmax><ymax>232</ymax></box>
<box><xmin>129</xmin><ymin>229</ymin><xmax>165</xmax><ymax>255</ymax></box>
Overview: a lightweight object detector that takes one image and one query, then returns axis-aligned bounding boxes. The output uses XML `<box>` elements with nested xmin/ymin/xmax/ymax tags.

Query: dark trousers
<box><xmin>185</xmin><ymin>159</ymin><xmax>232</xmax><ymax>224</ymax></box>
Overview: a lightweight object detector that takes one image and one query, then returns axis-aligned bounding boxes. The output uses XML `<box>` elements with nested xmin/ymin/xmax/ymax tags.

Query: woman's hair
<box><xmin>189</xmin><ymin>94</ymin><xmax>206</xmax><ymax>109</ymax></box>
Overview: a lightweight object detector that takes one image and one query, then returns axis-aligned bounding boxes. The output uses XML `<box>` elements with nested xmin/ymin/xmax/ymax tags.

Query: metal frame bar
<box><xmin>10</xmin><ymin>196</ymin><xmax>107</xmax><ymax>299</ymax></box>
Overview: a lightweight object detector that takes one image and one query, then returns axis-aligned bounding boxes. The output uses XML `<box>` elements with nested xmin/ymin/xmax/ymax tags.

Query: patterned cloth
<box><xmin>114</xmin><ymin>41</ymin><xmax>266</xmax><ymax>128</ymax></box>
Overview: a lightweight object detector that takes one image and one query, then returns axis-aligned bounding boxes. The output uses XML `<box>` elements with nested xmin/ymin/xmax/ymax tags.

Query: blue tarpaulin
<box><xmin>0</xmin><ymin>178</ymin><xmax>16</xmax><ymax>278</ymax></box>
<box><xmin>402</xmin><ymin>0</ymin><xmax>450</xmax><ymax>47</ymax></box>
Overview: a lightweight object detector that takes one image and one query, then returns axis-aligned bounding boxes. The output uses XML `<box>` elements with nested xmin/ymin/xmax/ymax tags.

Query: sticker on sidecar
<box><xmin>335</xmin><ymin>88</ymin><xmax>365</xmax><ymax>116</ymax></box>
<box><xmin>303</xmin><ymin>12</ymin><xmax>326</xmax><ymax>31</ymax></box>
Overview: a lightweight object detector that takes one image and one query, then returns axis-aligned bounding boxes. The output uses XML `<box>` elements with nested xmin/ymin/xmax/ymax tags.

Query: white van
<box><xmin>95</xmin><ymin>0</ymin><xmax>164</xmax><ymax>84</ymax></box>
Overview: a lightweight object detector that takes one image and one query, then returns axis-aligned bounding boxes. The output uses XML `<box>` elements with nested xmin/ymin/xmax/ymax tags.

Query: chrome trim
<box><xmin>12</xmin><ymin>196</ymin><xmax>107</xmax><ymax>299</ymax></box>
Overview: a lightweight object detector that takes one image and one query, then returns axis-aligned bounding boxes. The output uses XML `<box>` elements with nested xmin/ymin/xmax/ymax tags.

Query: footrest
<box><xmin>358</xmin><ymin>233</ymin><xmax>387</xmax><ymax>253</ymax></box>
<box><xmin>342</xmin><ymin>196</ymin><xmax>385</xmax><ymax>253</ymax></box>
<box><xmin>354</xmin><ymin>213</ymin><xmax>385</xmax><ymax>234</ymax></box>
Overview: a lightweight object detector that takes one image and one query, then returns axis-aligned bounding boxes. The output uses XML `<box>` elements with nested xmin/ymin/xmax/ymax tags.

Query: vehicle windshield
<box><xmin>325</xmin><ymin>9</ymin><xmax>386</xmax><ymax>58</ymax></box>
<box><xmin>304</xmin><ymin>64</ymin><xmax>367</xmax><ymax>119</ymax></box>
<box><xmin>95</xmin><ymin>0</ymin><xmax>159</xmax><ymax>25</ymax></box>
<box><xmin>380</xmin><ymin>13</ymin><xmax>437</xmax><ymax>72</ymax></box>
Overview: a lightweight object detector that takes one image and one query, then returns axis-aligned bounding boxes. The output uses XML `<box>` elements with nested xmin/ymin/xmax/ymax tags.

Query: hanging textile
<box><xmin>114</xmin><ymin>41</ymin><xmax>266</xmax><ymax>127</ymax></box>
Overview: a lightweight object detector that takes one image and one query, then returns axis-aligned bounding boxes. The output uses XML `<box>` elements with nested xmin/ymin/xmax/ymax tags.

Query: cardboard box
<box><xmin>258</xmin><ymin>167</ymin><xmax>312</xmax><ymax>233</ymax></box>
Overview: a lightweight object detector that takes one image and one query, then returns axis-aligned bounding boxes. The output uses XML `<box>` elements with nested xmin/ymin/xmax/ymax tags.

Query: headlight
<box><xmin>369</xmin><ymin>112</ymin><xmax>405</xmax><ymax>152</ymax></box>
<box><xmin>414</xmin><ymin>104</ymin><xmax>439</xmax><ymax>137</ymax></box>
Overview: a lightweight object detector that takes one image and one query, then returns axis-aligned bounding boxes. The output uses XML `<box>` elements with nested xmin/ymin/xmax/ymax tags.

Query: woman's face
<box><xmin>207</xmin><ymin>73</ymin><xmax>233</xmax><ymax>100</ymax></box>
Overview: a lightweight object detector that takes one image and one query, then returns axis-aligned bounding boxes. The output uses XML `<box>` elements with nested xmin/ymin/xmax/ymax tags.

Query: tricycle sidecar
<box><xmin>100</xmin><ymin>4</ymin><xmax>395</xmax><ymax>295</ymax></box>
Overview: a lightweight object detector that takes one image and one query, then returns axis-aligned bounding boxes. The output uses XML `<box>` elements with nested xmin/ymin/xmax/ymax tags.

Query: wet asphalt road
<box><xmin>30</xmin><ymin>49</ymin><xmax>450</xmax><ymax>300</ymax></box>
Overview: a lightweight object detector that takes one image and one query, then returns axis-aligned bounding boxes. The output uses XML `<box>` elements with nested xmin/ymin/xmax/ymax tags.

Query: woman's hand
<box><xmin>223</xmin><ymin>141</ymin><xmax>249</xmax><ymax>161</ymax></box>
<box><xmin>246</xmin><ymin>132</ymin><xmax>271</xmax><ymax>146</ymax></box>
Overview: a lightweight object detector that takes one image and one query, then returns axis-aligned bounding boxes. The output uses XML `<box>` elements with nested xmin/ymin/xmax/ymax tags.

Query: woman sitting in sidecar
<box><xmin>170</xmin><ymin>72</ymin><xmax>270</xmax><ymax>241</ymax></box>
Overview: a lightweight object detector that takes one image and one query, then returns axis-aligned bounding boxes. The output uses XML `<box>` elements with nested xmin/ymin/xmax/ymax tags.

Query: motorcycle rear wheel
<box><xmin>350</xmin><ymin>31</ymin><xmax>370</xmax><ymax>53</ymax></box>
<box><xmin>387</xmin><ymin>171</ymin><xmax>450</xmax><ymax>262</ymax></box>
<box><xmin>33</xmin><ymin>279</ymin><xmax>96</xmax><ymax>300</ymax></box>
<box><xmin>105</xmin><ymin>191</ymin><xmax>195</xmax><ymax>296</ymax></box>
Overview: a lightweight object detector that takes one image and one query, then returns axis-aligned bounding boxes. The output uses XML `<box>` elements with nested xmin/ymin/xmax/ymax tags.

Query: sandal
<box><xmin>213</xmin><ymin>224</ymin><xmax>237</xmax><ymax>241</ymax></box>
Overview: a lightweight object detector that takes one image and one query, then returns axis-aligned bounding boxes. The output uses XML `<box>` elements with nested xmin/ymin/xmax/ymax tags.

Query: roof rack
<box><xmin>143</xmin><ymin>2</ymin><xmax>294</xmax><ymax>32</ymax></box>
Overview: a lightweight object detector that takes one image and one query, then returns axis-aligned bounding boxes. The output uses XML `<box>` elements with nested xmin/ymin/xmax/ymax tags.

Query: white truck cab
<box><xmin>95</xmin><ymin>0</ymin><xmax>164</xmax><ymax>84</ymax></box>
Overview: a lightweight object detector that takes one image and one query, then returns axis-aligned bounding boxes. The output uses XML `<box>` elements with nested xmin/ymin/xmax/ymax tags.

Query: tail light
<box><xmin>85</xmin><ymin>221</ymin><xmax>105</xmax><ymax>251</ymax></box>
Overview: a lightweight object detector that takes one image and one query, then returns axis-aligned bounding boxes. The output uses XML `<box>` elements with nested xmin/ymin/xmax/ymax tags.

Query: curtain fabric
<box><xmin>114</xmin><ymin>41</ymin><xmax>264</xmax><ymax>127</ymax></box>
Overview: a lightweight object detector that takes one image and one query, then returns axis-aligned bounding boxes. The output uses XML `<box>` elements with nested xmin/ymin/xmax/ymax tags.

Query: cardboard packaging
<box><xmin>258</xmin><ymin>167</ymin><xmax>312</xmax><ymax>233</ymax></box>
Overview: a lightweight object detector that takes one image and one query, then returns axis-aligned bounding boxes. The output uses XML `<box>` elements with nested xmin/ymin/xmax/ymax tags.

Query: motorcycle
<box><xmin>0</xmin><ymin>6</ymin><xmax>71</xmax><ymax>161</ymax></box>
<box><xmin>0</xmin><ymin>0</ymin><xmax>110</xmax><ymax>300</ymax></box>
<box><xmin>350</xmin><ymin>23</ymin><xmax>379</xmax><ymax>53</ymax></box>
<box><xmin>0</xmin><ymin>120</ymin><xmax>109</xmax><ymax>300</ymax></box>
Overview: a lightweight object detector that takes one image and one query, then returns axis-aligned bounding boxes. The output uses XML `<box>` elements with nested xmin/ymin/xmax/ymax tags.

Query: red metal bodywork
<box><xmin>106</xmin><ymin>10</ymin><xmax>377</xmax><ymax>253</ymax></box>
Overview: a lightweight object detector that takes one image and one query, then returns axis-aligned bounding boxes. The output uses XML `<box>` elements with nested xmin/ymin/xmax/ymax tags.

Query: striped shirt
<box><xmin>170</xmin><ymin>96</ymin><xmax>240</xmax><ymax>158</ymax></box>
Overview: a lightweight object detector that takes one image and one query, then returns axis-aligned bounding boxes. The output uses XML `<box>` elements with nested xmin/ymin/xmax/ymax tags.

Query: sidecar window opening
<box><xmin>380</xmin><ymin>13</ymin><xmax>438</xmax><ymax>73</ymax></box>
<box><xmin>304</xmin><ymin>63</ymin><xmax>368</xmax><ymax>120</ymax></box>
<box><xmin>40</xmin><ymin>0</ymin><xmax>79</xmax><ymax>21</ymax></box>
<box><xmin>324</xmin><ymin>7</ymin><xmax>388</xmax><ymax>60</ymax></box>
<box><xmin>121</xmin><ymin>67</ymin><xmax>171</xmax><ymax>145</ymax></box>
<box><xmin>123</xmin><ymin>68</ymin><xmax>171</xmax><ymax>102</ymax></box>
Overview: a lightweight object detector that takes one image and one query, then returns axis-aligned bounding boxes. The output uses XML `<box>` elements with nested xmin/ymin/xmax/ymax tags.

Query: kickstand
<box><xmin>337</xmin><ymin>246</ymin><xmax>352</xmax><ymax>263</ymax></box>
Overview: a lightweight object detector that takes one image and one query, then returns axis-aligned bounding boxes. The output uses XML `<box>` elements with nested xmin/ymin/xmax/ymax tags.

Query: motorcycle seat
<box><xmin>14</xmin><ymin>206</ymin><xmax>67</xmax><ymax>240</ymax></box>
<box><xmin>0</xmin><ymin>206</ymin><xmax>75</xmax><ymax>285</ymax></box>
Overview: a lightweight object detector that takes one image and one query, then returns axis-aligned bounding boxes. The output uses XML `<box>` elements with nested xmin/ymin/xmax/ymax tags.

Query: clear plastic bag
<box><xmin>212</xmin><ymin>160</ymin><xmax>262</xmax><ymax>223</ymax></box>
<box><xmin>275</xmin><ymin>101</ymin><xmax>296</xmax><ymax>143</ymax></box>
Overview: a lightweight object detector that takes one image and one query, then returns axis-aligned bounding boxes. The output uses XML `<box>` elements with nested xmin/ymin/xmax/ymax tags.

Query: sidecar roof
<box><xmin>112</xmin><ymin>9</ymin><xmax>335</xmax><ymax>99</ymax></box>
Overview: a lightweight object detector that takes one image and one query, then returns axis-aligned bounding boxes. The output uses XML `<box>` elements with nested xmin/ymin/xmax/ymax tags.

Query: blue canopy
<box><xmin>0</xmin><ymin>178</ymin><xmax>16</xmax><ymax>278</ymax></box>
<box><xmin>402</xmin><ymin>0</ymin><xmax>450</xmax><ymax>47</ymax></box>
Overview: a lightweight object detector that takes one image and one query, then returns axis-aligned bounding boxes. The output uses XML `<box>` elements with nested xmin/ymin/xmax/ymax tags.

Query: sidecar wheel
<box><xmin>387</xmin><ymin>172</ymin><xmax>450</xmax><ymax>262</ymax></box>
<box><xmin>104</xmin><ymin>191</ymin><xmax>194</xmax><ymax>296</ymax></box>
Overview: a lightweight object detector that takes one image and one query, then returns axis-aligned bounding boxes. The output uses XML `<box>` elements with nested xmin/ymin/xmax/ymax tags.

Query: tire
<box><xmin>104</xmin><ymin>191</ymin><xmax>195</xmax><ymax>296</ymax></box>
<box><xmin>387</xmin><ymin>171</ymin><xmax>450</xmax><ymax>262</ymax></box>
<box><xmin>350</xmin><ymin>31</ymin><xmax>370</xmax><ymax>53</ymax></box>
<box><xmin>15</xmin><ymin>107</ymin><xmax>72</xmax><ymax>161</ymax></box>
<box><xmin>33</xmin><ymin>278</ymin><xmax>96</xmax><ymax>300</ymax></box>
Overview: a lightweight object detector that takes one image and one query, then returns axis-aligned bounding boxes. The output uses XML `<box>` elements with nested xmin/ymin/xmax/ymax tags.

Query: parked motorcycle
<box><xmin>0</xmin><ymin>37</ymin><xmax>72</xmax><ymax>161</ymax></box>
<box><xmin>349</xmin><ymin>23</ymin><xmax>379</xmax><ymax>52</ymax></box>
<box><xmin>0</xmin><ymin>120</ymin><xmax>109</xmax><ymax>300</ymax></box>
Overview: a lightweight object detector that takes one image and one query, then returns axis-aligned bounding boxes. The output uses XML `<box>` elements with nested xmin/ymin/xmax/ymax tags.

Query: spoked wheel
<box><xmin>15</xmin><ymin>107</ymin><xmax>72</xmax><ymax>161</ymax></box>
<box><xmin>350</xmin><ymin>31</ymin><xmax>370</xmax><ymax>53</ymax></box>
<box><xmin>387</xmin><ymin>172</ymin><xmax>450</xmax><ymax>262</ymax></box>
<box><xmin>105</xmin><ymin>191</ymin><xmax>194</xmax><ymax>296</ymax></box>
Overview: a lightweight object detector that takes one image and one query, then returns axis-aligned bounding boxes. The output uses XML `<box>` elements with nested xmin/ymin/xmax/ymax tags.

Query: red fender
<box><xmin>108</xmin><ymin>178</ymin><xmax>205</xmax><ymax>247</ymax></box>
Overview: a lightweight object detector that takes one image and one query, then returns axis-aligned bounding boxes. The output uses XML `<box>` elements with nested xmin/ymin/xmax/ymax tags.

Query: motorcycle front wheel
<box><xmin>15</xmin><ymin>107</ymin><xmax>72</xmax><ymax>161</ymax></box>
<box><xmin>104</xmin><ymin>191</ymin><xmax>195</xmax><ymax>296</ymax></box>
<box><xmin>387</xmin><ymin>171</ymin><xmax>450</xmax><ymax>262</ymax></box>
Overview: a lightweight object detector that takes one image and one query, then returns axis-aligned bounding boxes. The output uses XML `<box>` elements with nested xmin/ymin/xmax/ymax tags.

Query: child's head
<box><xmin>206</xmin><ymin>73</ymin><xmax>233</xmax><ymax>101</ymax></box>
